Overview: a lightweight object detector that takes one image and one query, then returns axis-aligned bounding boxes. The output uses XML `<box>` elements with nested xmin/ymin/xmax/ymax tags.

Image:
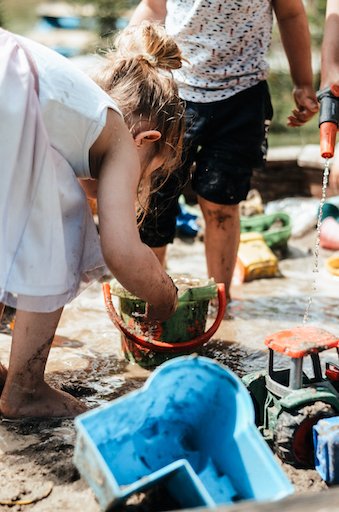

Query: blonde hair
<box><xmin>94</xmin><ymin>22</ymin><xmax>186</xmax><ymax>179</ymax></box>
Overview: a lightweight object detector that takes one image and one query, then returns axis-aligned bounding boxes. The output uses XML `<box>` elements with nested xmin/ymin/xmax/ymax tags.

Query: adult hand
<box><xmin>287</xmin><ymin>85</ymin><xmax>319</xmax><ymax>127</ymax></box>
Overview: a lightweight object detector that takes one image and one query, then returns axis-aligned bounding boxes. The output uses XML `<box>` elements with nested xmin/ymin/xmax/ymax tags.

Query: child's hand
<box><xmin>287</xmin><ymin>86</ymin><xmax>319</xmax><ymax>127</ymax></box>
<box><xmin>331</xmin><ymin>82</ymin><xmax>339</xmax><ymax>97</ymax></box>
<box><xmin>145</xmin><ymin>296</ymin><xmax>178</xmax><ymax>323</ymax></box>
<box><xmin>145</xmin><ymin>284</ymin><xmax>178</xmax><ymax>323</ymax></box>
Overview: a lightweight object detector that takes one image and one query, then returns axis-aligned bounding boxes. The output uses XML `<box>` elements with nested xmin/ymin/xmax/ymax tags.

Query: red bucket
<box><xmin>103</xmin><ymin>278</ymin><xmax>226</xmax><ymax>368</ymax></box>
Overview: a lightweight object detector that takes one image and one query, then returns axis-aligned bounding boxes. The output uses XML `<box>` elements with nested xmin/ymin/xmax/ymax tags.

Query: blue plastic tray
<box><xmin>74</xmin><ymin>356</ymin><xmax>293</xmax><ymax>510</ymax></box>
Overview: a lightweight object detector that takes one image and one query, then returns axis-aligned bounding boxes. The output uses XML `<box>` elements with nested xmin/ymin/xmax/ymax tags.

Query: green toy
<box><xmin>240</xmin><ymin>212</ymin><xmax>291</xmax><ymax>251</ymax></box>
<box><xmin>243</xmin><ymin>326</ymin><xmax>339</xmax><ymax>468</ymax></box>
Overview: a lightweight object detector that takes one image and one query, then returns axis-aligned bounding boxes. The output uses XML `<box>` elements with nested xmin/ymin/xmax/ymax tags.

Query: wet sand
<box><xmin>0</xmin><ymin>229</ymin><xmax>338</xmax><ymax>511</ymax></box>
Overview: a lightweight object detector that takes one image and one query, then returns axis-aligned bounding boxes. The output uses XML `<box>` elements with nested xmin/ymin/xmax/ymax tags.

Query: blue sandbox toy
<box><xmin>313</xmin><ymin>416</ymin><xmax>339</xmax><ymax>485</ymax></box>
<box><xmin>74</xmin><ymin>356</ymin><xmax>293</xmax><ymax>511</ymax></box>
<box><xmin>176</xmin><ymin>204</ymin><xmax>200</xmax><ymax>237</ymax></box>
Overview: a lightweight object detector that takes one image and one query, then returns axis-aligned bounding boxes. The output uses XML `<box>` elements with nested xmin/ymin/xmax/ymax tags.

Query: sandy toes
<box><xmin>0</xmin><ymin>381</ymin><xmax>88</xmax><ymax>420</ymax></box>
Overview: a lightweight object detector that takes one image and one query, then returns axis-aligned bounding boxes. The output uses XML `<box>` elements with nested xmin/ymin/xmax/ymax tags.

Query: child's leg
<box><xmin>0</xmin><ymin>303</ymin><xmax>7</xmax><ymax>394</ymax></box>
<box><xmin>0</xmin><ymin>308</ymin><xmax>87</xmax><ymax>419</ymax></box>
<box><xmin>198</xmin><ymin>197</ymin><xmax>240</xmax><ymax>302</ymax></box>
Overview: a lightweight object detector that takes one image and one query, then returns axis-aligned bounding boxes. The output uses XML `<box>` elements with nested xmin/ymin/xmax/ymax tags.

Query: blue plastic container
<box><xmin>74</xmin><ymin>356</ymin><xmax>293</xmax><ymax>511</ymax></box>
<box><xmin>176</xmin><ymin>203</ymin><xmax>200</xmax><ymax>237</ymax></box>
<box><xmin>313</xmin><ymin>416</ymin><xmax>339</xmax><ymax>485</ymax></box>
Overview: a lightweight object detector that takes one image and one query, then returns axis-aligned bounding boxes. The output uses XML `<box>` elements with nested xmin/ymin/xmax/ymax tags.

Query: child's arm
<box><xmin>129</xmin><ymin>0</ymin><xmax>167</xmax><ymax>25</ymax></box>
<box><xmin>273</xmin><ymin>0</ymin><xmax>319</xmax><ymax>127</ymax></box>
<box><xmin>320</xmin><ymin>0</ymin><xmax>339</xmax><ymax>89</ymax></box>
<box><xmin>93</xmin><ymin>109</ymin><xmax>177</xmax><ymax>322</ymax></box>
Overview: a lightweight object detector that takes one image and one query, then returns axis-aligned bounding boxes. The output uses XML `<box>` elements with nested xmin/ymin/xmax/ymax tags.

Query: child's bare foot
<box><xmin>0</xmin><ymin>363</ymin><xmax>7</xmax><ymax>394</ymax></box>
<box><xmin>0</xmin><ymin>381</ymin><xmax>88</xmax><ymax>419</ymax></box>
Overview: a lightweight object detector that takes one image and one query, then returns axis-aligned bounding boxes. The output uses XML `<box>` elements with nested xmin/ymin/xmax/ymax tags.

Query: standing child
<box><xmin>0</xmin><ymin>22</ymin><xmax>185</xmax><ymax>419</ymax></box>
<box><xmin>130</xmin><ymin>0</ymin><xmax>319</xmax><ymax>303</ymax></box>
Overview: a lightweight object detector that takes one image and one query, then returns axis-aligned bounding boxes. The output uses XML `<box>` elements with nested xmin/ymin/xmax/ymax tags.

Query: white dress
<box><xmin>0</xmin><ymin>29</ymin><xmax>121</xmax><ymax>312</ymax></box>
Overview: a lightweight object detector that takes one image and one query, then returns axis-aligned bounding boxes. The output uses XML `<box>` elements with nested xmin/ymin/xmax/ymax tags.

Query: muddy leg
<box><xmin>0</xmin><ymin>303</ymin><xmax>8</xmax><ymax>394</ymax></box>
<box><xmin>198</xmin><ymin>197</ymin><xmax>240</xmax><ymax>302</ymax></box>
<box><xmin>0</xmin><ymin>308</ymin><xmax>87</xmax><ymax>419</ymax></box>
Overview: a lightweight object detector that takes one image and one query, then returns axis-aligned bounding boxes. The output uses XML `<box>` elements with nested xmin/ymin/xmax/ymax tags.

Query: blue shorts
<box><xmin>140</xmin><ymin>81</ymin><xmax>273</xmax><ymax>247</ymax></box>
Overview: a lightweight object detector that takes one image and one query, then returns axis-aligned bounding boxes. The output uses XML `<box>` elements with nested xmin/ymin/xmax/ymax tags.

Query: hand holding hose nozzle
<box><xmin>317</xmin><ymin>85</ymin><xmax>339</xmax><ymax>159</ymax></box>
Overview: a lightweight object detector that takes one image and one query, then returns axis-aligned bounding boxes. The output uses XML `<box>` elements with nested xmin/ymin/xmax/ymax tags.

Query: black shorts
<box><xmin>140</xmin><ymin>81</ymin><xmax>273</xmax><ymax>247</ymax></box>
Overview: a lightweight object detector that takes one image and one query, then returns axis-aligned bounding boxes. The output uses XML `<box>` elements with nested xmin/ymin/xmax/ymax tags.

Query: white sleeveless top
<box><xmin>0</xmin><ymin>31</ymin><xmax>122</xmax><ymax>312</ymax></box>
<box><xmin>165</xmin><ymin>0</ymin><xmax>273</xmax><ymax>102</ymax></box>
<box><xmin>16</xmin><ymin>34</ymin><xmax>122</xmax><ymax>178</ymax></box>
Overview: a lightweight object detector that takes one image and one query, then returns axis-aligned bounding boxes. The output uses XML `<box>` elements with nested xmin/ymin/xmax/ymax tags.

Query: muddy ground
<box><xmin>0</xmin><ymin>223</ymin><xmax>338</xmax><ymax>511</ymax></box>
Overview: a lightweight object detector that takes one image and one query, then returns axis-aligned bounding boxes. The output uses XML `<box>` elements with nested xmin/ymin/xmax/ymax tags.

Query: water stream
<box><xmin>302</xmin><ymin>158</ymin><xmax>330</xmax><ymax>325</ymax></box>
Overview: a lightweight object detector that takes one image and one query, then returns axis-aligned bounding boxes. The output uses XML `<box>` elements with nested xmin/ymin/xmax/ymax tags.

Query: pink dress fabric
<box><xmin>0</xmin><ymin>30</ymin><xmax>111</xmax><ymax>312</ymax></box>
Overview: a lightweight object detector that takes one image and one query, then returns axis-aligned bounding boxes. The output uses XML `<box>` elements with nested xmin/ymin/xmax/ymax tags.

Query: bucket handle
<box><xmin>102</xmin><ymin>283</ymin><xmax>226</xmax><ymax>353</ymax></box>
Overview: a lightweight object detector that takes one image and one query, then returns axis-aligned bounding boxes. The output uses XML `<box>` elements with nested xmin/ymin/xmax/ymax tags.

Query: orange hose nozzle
<box><xmin>320</xmin><ymin>122</ymin><xmax>337</xmax><ymax>159</ymax></box>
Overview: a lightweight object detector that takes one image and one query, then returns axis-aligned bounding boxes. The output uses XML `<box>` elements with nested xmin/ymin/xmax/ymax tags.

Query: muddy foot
<box><xmin>0</xmin><ymin>381</ymin><xmax>88</xmax><ymax>420</ymax></box>
<box><xmin>0</xmin><ymin>363</ymin><xmax>7</xmax><ymax>395</ymax></box>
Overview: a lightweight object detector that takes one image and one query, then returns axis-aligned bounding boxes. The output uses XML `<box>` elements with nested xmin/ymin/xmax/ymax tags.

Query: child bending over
<box><xmin>0</xmin><ymin>22</ymin><xmax>185</xmax><ymax>419</ymax></box>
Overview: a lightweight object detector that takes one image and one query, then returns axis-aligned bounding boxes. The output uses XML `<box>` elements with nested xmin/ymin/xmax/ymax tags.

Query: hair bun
<box><xmin>140</xmin><ymin>53</ymin><xmax>158</xmax><ymax>66</ymax></box>
<box><xmin>115</xmin><ymin>21</ymin><xmax>184</xmax><ymax>71</ymax></box>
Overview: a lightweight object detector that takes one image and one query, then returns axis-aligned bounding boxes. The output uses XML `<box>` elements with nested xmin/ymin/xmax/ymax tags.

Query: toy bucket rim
<box><xmin>109</xmin><ymin>277</ymin><xmax>218</xmax><ymax>303</ymax></box>
<box><xmin>102</xmin><ymin>282</ymin><xmax>226</xmax><ymax>352</ymax></box>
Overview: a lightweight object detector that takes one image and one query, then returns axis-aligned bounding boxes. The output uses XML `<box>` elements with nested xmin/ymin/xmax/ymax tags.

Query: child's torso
<box><xmin>166</xmin><ymin>0</ymin><xmax>273</xmax><ymax>102</ymax></box>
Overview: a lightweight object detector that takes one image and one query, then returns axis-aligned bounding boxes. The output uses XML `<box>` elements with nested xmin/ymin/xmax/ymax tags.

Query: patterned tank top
<box><xmin>166</xmin><ymin>0</ymin><xmax>273</xmax><ymax>102</ymax></box>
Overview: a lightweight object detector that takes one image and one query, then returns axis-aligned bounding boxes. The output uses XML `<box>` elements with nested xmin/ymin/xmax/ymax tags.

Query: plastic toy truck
<box><xmin>242</xmin><ymin>326</ymin><xmax>339</xmax><ymax>468</ymax></box>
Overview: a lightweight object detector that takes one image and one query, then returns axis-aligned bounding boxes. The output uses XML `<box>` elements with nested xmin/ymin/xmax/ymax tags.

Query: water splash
<box><xmin>303</xmin><ymin>158</ymin><xmax>330</xmax><ymax>324</ymax></box>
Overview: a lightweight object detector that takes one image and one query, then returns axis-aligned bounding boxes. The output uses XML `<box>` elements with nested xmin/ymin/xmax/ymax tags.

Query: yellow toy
<box><xmin>233</xmin><ymin>232</ymin><xmax>280</xmax><ymax>283</ymax></box>
<box><xmin>325</xmin><ymin>254</ymin><xmax>339</xmax><ymax>276</ymax></box>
